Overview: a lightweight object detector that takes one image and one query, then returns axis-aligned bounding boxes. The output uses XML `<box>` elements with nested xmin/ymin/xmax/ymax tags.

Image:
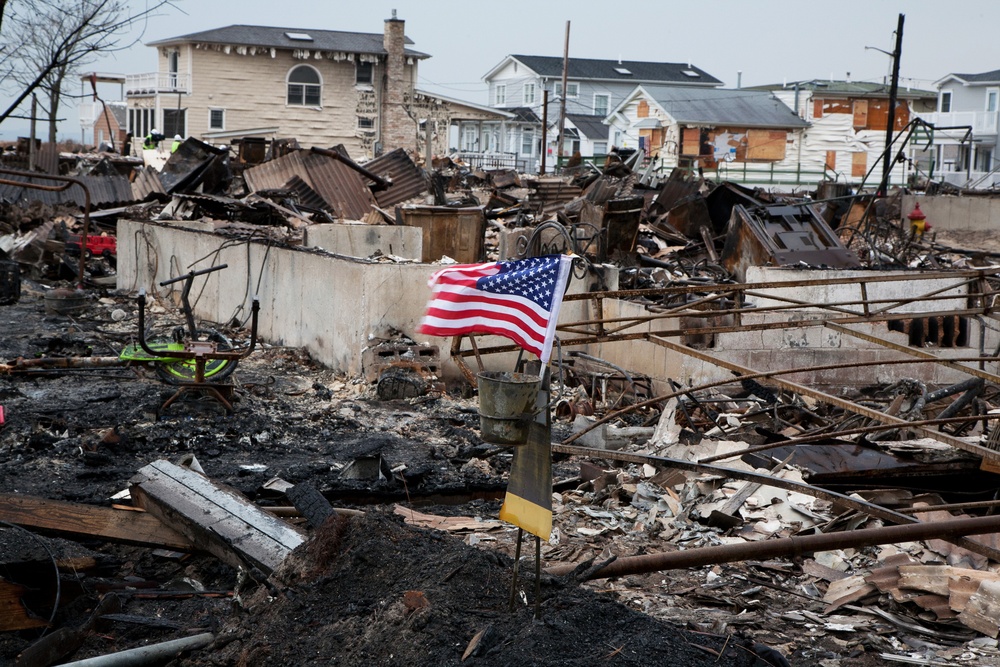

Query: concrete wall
<box><xmin>117</xmin><ymin>220</ymin><xmax>435</xmax><ymax>375</ymax></box>
<box><xmin>304</xmin><ymin>224</ymin><xmax>422</xmax><ymax>261</ymax></box>
<box><xmin>116</xmin><ymin>222</ymin><xmax>996</xmax><ymax>390</ymax></box>
<box><xmin>901</xmin><ymin>194</ymin><xmax>1000</xmax><ymax>233</ymax></box>
<box><xmin>116</xmin><ymin>221</ymin><xmax>616</xmax><ymax>379</ymax></box>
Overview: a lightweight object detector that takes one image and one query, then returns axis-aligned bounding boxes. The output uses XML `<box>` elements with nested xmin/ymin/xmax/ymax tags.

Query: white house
<box><xmin>752</xmin><ymin>79</ymin><xmax>936</xmax><ymax>189</ymax></box>
<box><xmin>605</xmin><ymin>85</ymin><xmax>809</xmax><ymax>187</ymax></box>
<box><xmin>916</xmin><ymin>69</ymin><xmax>1000</xmax><ymax>188</ymax></box>
<box><xmin>466</xmin><ymin>54</ymin><xmax>722</xmax><ymax>170</ymax></box>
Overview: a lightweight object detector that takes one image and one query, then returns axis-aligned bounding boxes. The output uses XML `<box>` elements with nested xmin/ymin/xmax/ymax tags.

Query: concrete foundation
<box><xmin>116</xmin><ymin>221</ymin><xmax>996</xmax><ymax>391</ymax></box>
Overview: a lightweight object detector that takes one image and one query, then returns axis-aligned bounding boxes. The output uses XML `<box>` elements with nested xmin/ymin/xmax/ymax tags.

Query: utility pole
<box><xmin>556</xmin><ymin>20</ymin><xmax>570</xmax><ymax>171</ymax></box>
<box><xmin>878</xmin><ymin>13</ymin><xmax>904</xmax><ymax>197</ymax></box>
<box><xmin>540</xmin><ymin>89</ymin><xmax>549</xmax><ymax>174</ymax></box>
<box><xmin>29</xmin><ymin>94</ymin><xmax>37</xmax><ymax>172</ymax></box>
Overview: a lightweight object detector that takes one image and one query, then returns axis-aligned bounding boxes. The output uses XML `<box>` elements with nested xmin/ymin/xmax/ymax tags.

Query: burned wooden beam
<box><xmin>130</xmin><ymin>460</ymin><xmax>306</xmax><ymax>574</ymax></box>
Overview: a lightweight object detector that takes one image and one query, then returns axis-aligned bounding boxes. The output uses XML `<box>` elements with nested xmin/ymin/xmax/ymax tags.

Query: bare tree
<box><xmin>1</xmin><ymin>0</ymin><xmax>177</xmax><ymax>143</ymax></box>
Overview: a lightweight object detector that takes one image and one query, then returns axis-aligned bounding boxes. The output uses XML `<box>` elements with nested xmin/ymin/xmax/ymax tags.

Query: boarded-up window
<box><xmin>746</xmin><ymin>130</ymin><xmax>787</xmax><ymax>161</ymax></box>
<box><xmin>821</xmin><ymin>98</ymin><xmax>852</xmax><ymax>115</ymax></box>
<box><xmin>851</xmin><ymin>152</ymin><xmax>867</xmax><ymax>178</ymax></box>
<box><xmin>867</xmin><ymin>99</ymin><xmax>911</xmax><ymax>131</ymax></box>
<box><xmin>825</xmin><ymin>151</ymin><xmax>836</xmax><ymax>171</ymax></box>
<box><xmin>637</xmin><ymin>100</ymin><xmax>649</xmax><ymax>118</ymax></box>
<box><xmin>681</xmin><ymin>127</ymin><xmax>700</xmax><ymax>156</ymax></box>
<box><xmin>853</xmin><ymin>100</ymin><xmax>869</xmax><ymax>128</ymax></box>
<box><xmin>813</xmin><ymin>99</ymin><xmax>823</xmax><ymax>119</ymax></box>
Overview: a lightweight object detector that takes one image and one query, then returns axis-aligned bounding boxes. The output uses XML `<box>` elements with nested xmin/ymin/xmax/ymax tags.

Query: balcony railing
<box><xmin>125</xmin><ymin>72</ymin><xmax>191</xmax><ymax>95</ymax></box>
<box><xmin>918</xmin><ymin>111</ymin><xmax>1000</xmax><ymax>137</ymax></box>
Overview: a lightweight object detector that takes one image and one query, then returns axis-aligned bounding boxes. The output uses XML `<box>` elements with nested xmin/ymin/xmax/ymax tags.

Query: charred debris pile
<box><xmin>1</xmin><ymin>135</ymin><xmax>983</xmax><ymax>291</ymax></box>
<box><xmin>6</xmin><ymin>138</ymin><xmax>1000</xmax><ymax>665</ymax></box>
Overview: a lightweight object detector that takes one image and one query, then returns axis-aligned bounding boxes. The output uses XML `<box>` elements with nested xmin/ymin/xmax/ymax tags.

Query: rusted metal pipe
<box><xmin>546</xmin><ymin>514</ymin><xmax>1000</xmax><ymax>579</ymax></box>
<box><xmin>0</xmin><ymin>168</ymin><xmax>92</xmax><ymax>288</ymax></box>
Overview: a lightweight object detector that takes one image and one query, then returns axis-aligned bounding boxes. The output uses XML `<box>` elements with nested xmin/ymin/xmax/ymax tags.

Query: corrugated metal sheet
<box><xmin>364</xmin><ymin>148</ymin><xmax>429</xmax><ymax>208</ymax></box>
<box><xmin>283</xmin><ymin>175</ymin><xmax>331</xmax><ymax>212</ymax></box>
<box><xmin>38</xmin><ymin>143</ymin><xmax>60</xmax><ymax>175</ymax></box>
<box><xmin>131</xmin><ymin>166</ymin><xmax>166</xmax><ymax>201</ymax></box>
<box><xmin>0</xmin><ymin>172</ymin><xmax>138</xmax><ymax>209</ymax></box>
<box><xmin>243</xmin><ymin>150</ymin><xmax>375</xmax><ymax>220</ymax></box>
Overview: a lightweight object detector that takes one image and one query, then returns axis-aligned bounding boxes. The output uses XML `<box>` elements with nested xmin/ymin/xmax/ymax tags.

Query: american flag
<box><xmin>419</xmin><ymin>254</ymin><xmax>573</xmax><ymax>364</ymax></box>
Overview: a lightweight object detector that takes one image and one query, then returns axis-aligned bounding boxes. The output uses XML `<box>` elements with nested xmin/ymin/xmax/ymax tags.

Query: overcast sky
<box><xmin>5</xmin><ymin>0</ymin><xmax>1000</xmax><ymax>140</ymax></box>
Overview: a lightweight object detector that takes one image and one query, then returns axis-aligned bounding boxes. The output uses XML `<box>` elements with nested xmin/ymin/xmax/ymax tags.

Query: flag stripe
<box><xmin>424</xmin><ymin>288</ymin><xmax>549</xmax><ymax>330</ymax></box>
<box><xmin>418</xmin><ymin>254</ymin><xmax>572</xmax><ymax>365</ymax></box>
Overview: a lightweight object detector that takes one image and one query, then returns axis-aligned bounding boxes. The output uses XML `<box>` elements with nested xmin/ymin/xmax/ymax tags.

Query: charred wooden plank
<box><xmin>0</xmin><ymin>493</ymin><xmax>194</xmax><ymax>551</ymax></box>
<box><xmin>130</xmin><ymin>460</ymin><xmax>305</xmax><ymax>574</ymax></box>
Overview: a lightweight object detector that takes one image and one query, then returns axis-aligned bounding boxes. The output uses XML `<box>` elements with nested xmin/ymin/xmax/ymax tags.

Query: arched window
<box><xmin>287</xmin><ymin>65</ymin><xmax>321</xmax><ymax>106</ymax></box>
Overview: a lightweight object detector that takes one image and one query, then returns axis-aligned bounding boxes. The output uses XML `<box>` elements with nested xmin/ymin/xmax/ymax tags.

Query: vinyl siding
<box><xmin>139</xmin><ymin>44</ymin><xmax>417</xmax><ymax>158</ymax></box>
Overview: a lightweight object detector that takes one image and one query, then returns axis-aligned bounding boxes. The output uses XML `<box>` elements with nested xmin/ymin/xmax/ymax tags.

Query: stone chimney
<box><xmin>380</xmin><ymin>10</ymin><xmax>412</xmax><ymax>154</ymax></box>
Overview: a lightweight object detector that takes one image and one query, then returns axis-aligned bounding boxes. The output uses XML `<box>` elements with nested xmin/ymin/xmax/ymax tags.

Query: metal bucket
<box><xmin>477</xmin><ymin>371</ymin><xmax>542</xmax><ymax>446</ymax></box>
<box><xmin>44</xmin><ymin>288</ymin><xmax>89</xmax><ymax>316</ymax></box>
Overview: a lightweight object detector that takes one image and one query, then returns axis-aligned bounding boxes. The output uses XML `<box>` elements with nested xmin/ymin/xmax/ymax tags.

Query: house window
<box><xmin>356</xmin><ymin>61</ymin><xmax>373</xmax><ymax>86</ymax></box>
<box><xmin>168</xmin><ymin>50</ymin><xmax>179</xmax><ymax>89</ymax></box>
<box><xmin>461</xmin><ymin>125</ymin><xmax>478</xmax><ymax>151</ymax></box>
<box><xmin>554</xmin><ymin>82</ymin><xmax>579</xmax><ymax>98</ymax></box>
<box><xmin>358</xmin><ymin>117</ymin><xmax>375</xmax><ymax>129</ymax></box>
<box><xmin>521</xmin><ymin>128</ymin><xmax>534</xmax><ymax>156</ymax></box>
<box><xmin>594</xmin><ymin>94</ymin><xmax>610</xmax><ymax>117</ymax></box>
<box><xmin>162</xmin><ymin>108</ymin><xmax>186</xmax><ymax>138</ymax></box>
<box><xmin>209</xmin><ymin>109</ymin><xmax>224</xmax><ymax>130</ymax></box>
<box><xmin>988</xmin><ymin>89</ymin><xmax>999</xmax><ymax>113</ymax></box>
<box><xmin>940</xmin><ymin>90</ymin><xmax>952</xmax><ymax>113</ymax></box>
<box><xmin>523</xmin><ymin>82</ymin><xmax>536</xmax><ymax>106</ymax></box>
<box><xmin>287</xmin><ymin>65</ymin><xmax>322</xmax><ymax>106</ymax></box>
<box><xmin>495</xmin><ymin>84</ymin><xmax>506</xmax><ymax>106</ymax></box>
<box><xmin>594</xmin><ymin>141</ymin><xmax>607</xmax><ymax>155</ymax></box>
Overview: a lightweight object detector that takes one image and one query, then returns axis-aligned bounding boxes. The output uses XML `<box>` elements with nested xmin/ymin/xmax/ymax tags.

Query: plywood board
<box><xmin>746</xmin><ymin>130</ymin><xmax>787</xmax><ymax>161</ymax></box>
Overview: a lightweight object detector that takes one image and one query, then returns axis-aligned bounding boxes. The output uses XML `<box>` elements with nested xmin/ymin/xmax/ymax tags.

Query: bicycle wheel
<box><xmin>154</xmin><ymin>329</ymin><xmax>238</xmax><ymax>385</ymax></box>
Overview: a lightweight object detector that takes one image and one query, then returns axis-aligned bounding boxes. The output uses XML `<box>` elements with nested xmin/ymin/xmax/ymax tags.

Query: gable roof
<box><xmin>149</xmin><ymin>25</ymin><xmax>429</xmax><ymax>59</ymax></box>
<box><xmin>566</xmin><ymin>114</ymin><xmax>609</xmax><ymax>140</ymax></box>
<box><xmin>936</xmin><ymin>69</ymin><xmax>1000</xmax><ymax>87</ymax></box>
<box><xmin>751</xmin><ymin>80</ymin><xmax>936</xmax><ymax>100</ymax></box>
<box><xmin>616</xmin><ymin>86</ymin><xmax>808</xmax><ymax>129</ymax></box>
<box><xmin>485</xmin><ymin>55</ymin><xmax>721</xmax><ymax>86</ymax></box>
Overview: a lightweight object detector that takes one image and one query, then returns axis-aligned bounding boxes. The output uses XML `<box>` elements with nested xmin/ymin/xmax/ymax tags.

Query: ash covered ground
<box><xmin>0</xmin><ymin>281</ymin><xmax>779</xmax><ymax>666</ymax></box>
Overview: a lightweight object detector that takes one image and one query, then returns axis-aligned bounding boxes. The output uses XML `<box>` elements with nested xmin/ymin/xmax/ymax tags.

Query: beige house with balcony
<box><xmin>125</xmin><ymin>16</ymin><xmax>427</xmax><ymax>159</ymax></box>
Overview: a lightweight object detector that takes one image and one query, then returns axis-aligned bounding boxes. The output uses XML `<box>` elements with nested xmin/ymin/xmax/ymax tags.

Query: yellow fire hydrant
<box><xmin>907</xmin><ymin>203</ymin><xmax>931</xmax><ymax>238</ymax></box>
